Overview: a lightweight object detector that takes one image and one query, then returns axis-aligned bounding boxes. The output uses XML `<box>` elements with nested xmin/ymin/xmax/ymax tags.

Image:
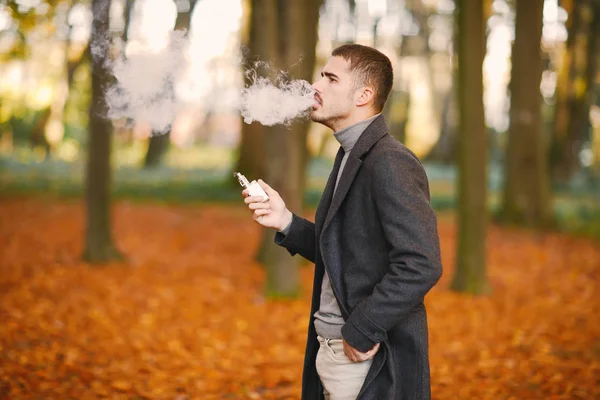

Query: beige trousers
<box><xmin>315</xmin><ymin>336</ymin><xmax>373</xmax><ymax>400</ymax></box>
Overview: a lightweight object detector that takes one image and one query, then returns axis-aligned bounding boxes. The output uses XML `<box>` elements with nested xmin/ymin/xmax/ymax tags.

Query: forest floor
<box><xmin>1</xmin><ymin>198</ymin><xmax>598</xmax><ymax>399</ymax></box>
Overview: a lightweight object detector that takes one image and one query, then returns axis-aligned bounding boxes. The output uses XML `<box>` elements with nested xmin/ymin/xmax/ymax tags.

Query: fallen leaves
<box><xmin>0</xmin><ymin>198</ymin><xmax>598</xmax><ymax>399</ymax></box>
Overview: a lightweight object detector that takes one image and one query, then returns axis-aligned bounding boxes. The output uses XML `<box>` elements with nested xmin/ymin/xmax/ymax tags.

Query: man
<box><xmin>242</xmin><ymin>44</ymin><xmax>442</xmax><ymax>400</ymax></box>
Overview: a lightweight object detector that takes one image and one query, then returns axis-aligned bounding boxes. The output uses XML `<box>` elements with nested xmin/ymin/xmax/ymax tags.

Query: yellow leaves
<box><xmin>111</xmin><ymin>380</ymin><xmax>132</xmax><ymax>392</ymax></box>
<box><xmin>63</xmin><ymin>348</ymin><xmax>79</xmax><ymax>366</ymax></box>
<box><xmin>511</xmin><ymin>329</ymin><xmax>525</xmax><ymax>345</ymax></box>
<box><xmin>263</xmin><ymin>367</ymin><xmax>296</xmax><ymax>389</ymax></box>
<box><xmin>139</xmin><ymin>312</ymin><xmax>155</xmax><ymax>327</ymax></box>
<box><xmin>236</xmin><ymin>318</ymin><xmax>249</xmax><ymax>331</ymax></box>
<box><xmin>167</xmin><ymin>339</ymin><xmax>191</xmax><ymax>360</ymax></box>
<box><xmin>0</xmin><ymin>200</ymin><xmax>599</xmax><ymax>399</ymax></box>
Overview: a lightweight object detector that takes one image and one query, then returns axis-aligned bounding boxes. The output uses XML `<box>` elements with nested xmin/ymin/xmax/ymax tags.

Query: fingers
<box><xmin>343</xmin><ymin>342</ymin><xmax>362</xmax><ymax>362</ymax></box>
<box><xmin>241</xmin><ymin>189</ymin><xmax>249</xmax><ymax>197</ymax></box>
<box><xmin>343</xmin><ymin>347</ymin><xmax>358</xmax><ymax>362</ymax></box>
<box><xmin>257</xmin><ymin>179</ymin><xmax>277</xmax><ymax>196</ymax></box>
<box><xmin>252</xmin><ymin>209</ymin><xmax>272</xmax><ymax>220</ymax></box>
<box><xmin>359</xmin><ymin>343</ymin><xmax>380</xmax><ymax>361</ymax></box>
<box><xmin>343</xmin><ymin>339</ymin><xmax>358</xmax><ymax>362</ymax></box>
<box><xmin>253</xmin><ymin>208</ymin><xmax>272</xmax><ymax>216</ymax></box>
<box><xmin>364</xmin><ymin>343</ymin><xmax>380</xmax><ymax>358</ymax></box>
<box><xmin>344</xmin><ymin>341</ymin><xmax>380</xmax><ymax>363</ymax></box>
<box><xmin>244</xmin><ymin>195</ymin><xmax>266</xmax><ymax>204</ymax></box>
<box><xmin>248</xmin><ymin>203</ymin><xmax>271</xmax><ymax>210</ymax></box>
<box><xmin>351</xmin><ymin>352</ymin><xmax>373</xmax><ymax>362</ymax></box>
<box><xmin>248</xmin><ymin>202</ymin><xmax>270</xmax><ymax>210</ymax></box>
<box><xmin>246</xmin><ymin>196</ymin><xmax>270</xmax><ymax>216</ymax></box>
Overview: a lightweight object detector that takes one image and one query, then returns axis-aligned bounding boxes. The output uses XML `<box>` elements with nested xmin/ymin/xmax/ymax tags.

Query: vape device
<box><xmin>234</xmin><ymin>172</ymin><xmax>269</xmax><ymax>202</ymax></box>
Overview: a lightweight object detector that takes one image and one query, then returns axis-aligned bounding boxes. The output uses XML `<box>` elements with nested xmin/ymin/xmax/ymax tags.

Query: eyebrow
<box><xmin>321</xmin><ymin>71</ymin><xmax>339</xmax><ymax>80</ymax></box>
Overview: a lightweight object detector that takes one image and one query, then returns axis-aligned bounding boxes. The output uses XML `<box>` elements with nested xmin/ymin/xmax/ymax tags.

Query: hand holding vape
<box><xmin>234</xmin><ymin>172</ymin><xmax>269</xmax><ymax>202</ymax></box>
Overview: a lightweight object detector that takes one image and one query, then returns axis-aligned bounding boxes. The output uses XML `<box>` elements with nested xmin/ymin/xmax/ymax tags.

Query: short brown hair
<box><xmin>331</xmin><ymin>44</ymin><xmax>393</xmax><ymax>113</ymax></box>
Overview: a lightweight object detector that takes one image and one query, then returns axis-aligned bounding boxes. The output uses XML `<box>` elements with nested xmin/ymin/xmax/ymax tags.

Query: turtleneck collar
<box><xmin>333</xmin><ymin>113</ymin><xmax>380</xmax><ymax>154</ymax></box>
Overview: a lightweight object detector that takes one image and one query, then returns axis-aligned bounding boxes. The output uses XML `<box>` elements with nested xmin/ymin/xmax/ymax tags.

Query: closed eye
<box><xmin>321</xmin><ymin>71</ymin><xmax>339</xmax><ymax>83</ymax></box>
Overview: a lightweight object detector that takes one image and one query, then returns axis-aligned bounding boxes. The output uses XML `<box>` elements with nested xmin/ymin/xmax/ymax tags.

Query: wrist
<box><xmin>279</xmin><ymin>209</ymin><xmax>293</xmax><ymax>231</ymax></box>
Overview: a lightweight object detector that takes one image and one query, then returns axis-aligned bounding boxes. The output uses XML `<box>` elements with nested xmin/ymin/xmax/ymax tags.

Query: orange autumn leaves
<box><xmin>1</xmin><ymin>198</ymin><xmax>599</xmax><ymax>399</ymax></box>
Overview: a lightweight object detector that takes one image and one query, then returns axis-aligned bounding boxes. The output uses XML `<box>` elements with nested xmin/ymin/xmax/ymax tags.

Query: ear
<box><xmin>355</xmin><ymin>87</ymin><xmax>375</xmax><ymax>107</ymax></box>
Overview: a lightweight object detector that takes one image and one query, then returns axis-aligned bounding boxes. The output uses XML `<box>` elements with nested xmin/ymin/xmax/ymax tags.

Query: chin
<box><xmin>311</xmin><ymin>115</ymin><xmax>327</xmax><ymax>124</ymax></box>
<box><xmin>311</xmin><ymin>116</ymin><xmax>334</xmax><ymax>131</ymax></box>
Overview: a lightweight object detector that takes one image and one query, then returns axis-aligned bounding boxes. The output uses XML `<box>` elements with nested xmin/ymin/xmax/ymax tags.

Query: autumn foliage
<box><xmin>1</xmin><ymin>198</ymin><xmax>598</xmax><ymax>399</ymax></box>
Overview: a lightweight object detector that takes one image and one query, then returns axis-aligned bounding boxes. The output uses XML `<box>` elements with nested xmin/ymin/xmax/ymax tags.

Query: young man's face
<box><xmin>310</xmin><ymin>56</ymin><xmax>358</xmax><ymax>130</ymax></box>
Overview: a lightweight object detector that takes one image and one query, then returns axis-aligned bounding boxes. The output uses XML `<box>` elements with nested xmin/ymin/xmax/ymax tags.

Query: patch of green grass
<box><xmin>554</xmin><ymin>200</ymin><xmax>600</xmax><ymax>239</ymax></box>
<box><xmin>2</xmin><ymin>153</ymin><xmax>599</xmax><ymax>240</ymax></box>
<box><xmin>0</xmin><ymin>155</ymin><xmax>326</xmax><ymax>206</ymax></box>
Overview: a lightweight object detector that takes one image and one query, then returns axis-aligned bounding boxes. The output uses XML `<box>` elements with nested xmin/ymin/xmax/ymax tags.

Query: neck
<box><xmin>329</xmin><ymin>109</ymin><xmax>377</xmax><ymax>133</ymax></box>
<box><xmin>331</xmin><ymin>109</ymin><xmax>378</xmax><ymax>133</ymax></box>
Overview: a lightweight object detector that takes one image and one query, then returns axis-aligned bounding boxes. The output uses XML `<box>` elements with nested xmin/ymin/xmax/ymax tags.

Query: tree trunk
<box><xmin>121</xmin><ymin>0</ymin><xmax>135</xmax><ymax>44</ymax></box>
<box><xmin>143</xmin><ymin>0</ymin><xmax>199</xmax><ymax>168</ymax></box>
<box><xmin>382</xmin><ymin>89</ymin><xmax>410</xmax><ymax>146</ymax></box>
<box><xmin>260</xmin><ymin>123</ymin><xmax>305</xmax><ymax>297</ymax></box>
<box><xmin>579</xmin><ymin>0</ymin><xmax>600</xmax><ymax>149</ymax></box>
<box><xmin>424</xmin><ymin>88</ymin><xmax>456</xmax><ymax>164</ymax></box>
<box><xmin>30</xmin><ymin>106</ymin><xmax>52</xmax><ymax>160</ymax></box>
<box><xmin>144</xmin><ymin>133</ymin><xmax>170</xmax><ymax>167</ymax></box>
<box><xmin>550</xmin><ymin>0</ymin><xmax>591</xmax><ymax>182</ymax></box>
<box><xmin>253</xmin><ymin>0</ymin><xmax>322</xmax><ymax>297</ymax></box>
<box><xmin>174</xmin><ymin>0</ymin><xmax>198</xmax><ymax>31</ymax></box>
<box><xmin>423</xmin><ymin>5</ymin><xmax>459</xmax><ymax>165</ymax></box>
<box><xmin>233</xmin><ymin>0</ymin><xmax>269</xmax><ymax>181</ymax></box>
<box><xmin>244</xmin><ymin>0</ymin><xmax>279</xmax><ymax>267</ymax></box>
<box><xmin>385</xmin><ymin>21</ymin><xmax>413</xmax><ymax>148</ymax></box>
<box><xmin>450</xmin><ymin>0</ymin><xmax>489</xmax><ymax>294</ymax></box>
<box><xmin>59</xmin><ymin>17</ymin><xmax>91</xmax><ymax>140</ymax></box>
<box><xmin>231</xmin><ymin>0</ymin><xmax>264</xmax><ymax>184</ymax></box>
<box><xmin>84</xmin><ymin>0</ymin><xmax>123</xmax><ymax>263</ymax></box>
<box><xmin>585</xmin><ymin>1</ymin><xmax>600</xmax><ymax>176</ymax></box>
<box><xmin>501</xmin><ymin>0</ymin><xmax>552</xmax><ymax>227</ymax></box>
<box><xmin>40</xmin><ymin>3</ymin><xmax>91</xmax><ymax>159</ymax></box>
<box><xmin>235</xmin><ymin>122</ymin><xmax>266</xmax><ymax>179</ymax></box>
<box><xmin>408</xmin><ymin>0</ymin><xmax>442</xmax><ymax>128</ymax></box>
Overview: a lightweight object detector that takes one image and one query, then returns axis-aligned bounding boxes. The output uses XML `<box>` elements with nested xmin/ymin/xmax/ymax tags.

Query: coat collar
<box><xmin>344</xmin><ymin>113</ymin><xmax>388</xmax><ymax>160</ymax></box>
<box><xmin>333</xmin><ymin>113</ymin><xmax>380</xmax><ymax>153</ymax></box>
<box><xmin>320</xmin><ymin>114</ymin><xmax>389</xmax><ymax>237</ymax></box>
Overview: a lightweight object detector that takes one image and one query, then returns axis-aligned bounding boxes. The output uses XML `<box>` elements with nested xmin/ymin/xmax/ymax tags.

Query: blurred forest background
<box><xmin>1</xmin><ymin>0</ymin><xmax>599</xmax><ymax>399</ymax></box>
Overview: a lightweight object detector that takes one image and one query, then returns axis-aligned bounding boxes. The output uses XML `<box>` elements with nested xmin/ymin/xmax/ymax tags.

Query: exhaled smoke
<box><xmin>104</xmin><ymin>31</ymin><xmax>188</xmax><ymax>134</ymax></box>
<box><xmin>240</xmin><ymin>64</ymin><xmax>316</xmax><ymax>127</ymax></box>
<box><xmin>89</xmin><ymin>24</ymin><xmax>314</xmax><ymax>131</ymax></box>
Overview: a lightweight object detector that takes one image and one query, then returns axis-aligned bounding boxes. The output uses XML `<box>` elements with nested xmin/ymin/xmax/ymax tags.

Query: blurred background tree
<box><xmin>143</xmin><ymin>0</ymin><xmax>199</xmax><ymax>168</ymax></box>
<box><xmin>242</xmin><ymin>0</ymin><xmax>322</xmax><ymax>297</ymax></box>
<box><xmin>84</xmin><ymin>0</ymin><xmax>122</xmax><ymax>262</ymax></box>
<box><xmin>501</xmin><ymin>0</ymin><xmax>553</xmax><ymax>227</ymax></box>
<box><xmin>451</xmin><ymin>0</ymin><xmax>489</xmax><ymax>294</ymax></box>
<box><xmin>551</xmin><ymin>0</ymin><xmax>600</xmax><ymax>183</ymax></box>
<box><xmin>1</xmin><ymin>0</ymin><xmax>599</xmax><ymax>297</ymax></box>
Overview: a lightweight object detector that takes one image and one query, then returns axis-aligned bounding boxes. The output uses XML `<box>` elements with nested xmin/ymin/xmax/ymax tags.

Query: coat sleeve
<box><xmin>274</xmin><ymin>213</ymin><xmax>317</xmax><ymax>264</ymax></box>
<box><xmin>341</xmin><ymin>148</ymin><xmax>443</xmax><ymax>352</ymax></box>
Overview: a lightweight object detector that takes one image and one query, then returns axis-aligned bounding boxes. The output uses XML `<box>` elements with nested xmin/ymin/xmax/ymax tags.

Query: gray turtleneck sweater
<box><xmin>279</xmin><ymin>114</ymin><xmax>380</xmax><ymax>339</ymax></box>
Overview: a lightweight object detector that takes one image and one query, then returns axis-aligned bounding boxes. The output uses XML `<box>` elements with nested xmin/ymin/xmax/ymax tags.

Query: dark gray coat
<box><xmin>274</xmin><ymin>115</ymin><xmax>442</xmax><ymax>400</ymax></box>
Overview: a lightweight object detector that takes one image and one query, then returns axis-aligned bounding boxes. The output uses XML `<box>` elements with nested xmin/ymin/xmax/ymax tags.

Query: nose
<box><xmin>312</xmin><ymin>79</ymin><xmax>323</xmax><ymax>93</ymax></box>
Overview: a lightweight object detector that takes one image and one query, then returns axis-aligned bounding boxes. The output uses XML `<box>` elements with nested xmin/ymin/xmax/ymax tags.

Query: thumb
<box><xmin>258</xmin><ymin>179</ymin><xmax>277</xmax><ymax>196</ymax></box>
<box><xmin>368</xmin><ymin>343</ymin><xmax>380</xmax><ymax>354</ymax></box>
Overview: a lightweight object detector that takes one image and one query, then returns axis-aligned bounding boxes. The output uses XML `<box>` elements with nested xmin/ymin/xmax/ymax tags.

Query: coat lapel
<box><xmin>321</xmin><ymin>115</ymin><xmax>389</xmax><ymax>238</ymax></box>
<box><xmin>314</xmin><ymin>147</ymin><xmax>345</xmax><ymax>236</ymax></box>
